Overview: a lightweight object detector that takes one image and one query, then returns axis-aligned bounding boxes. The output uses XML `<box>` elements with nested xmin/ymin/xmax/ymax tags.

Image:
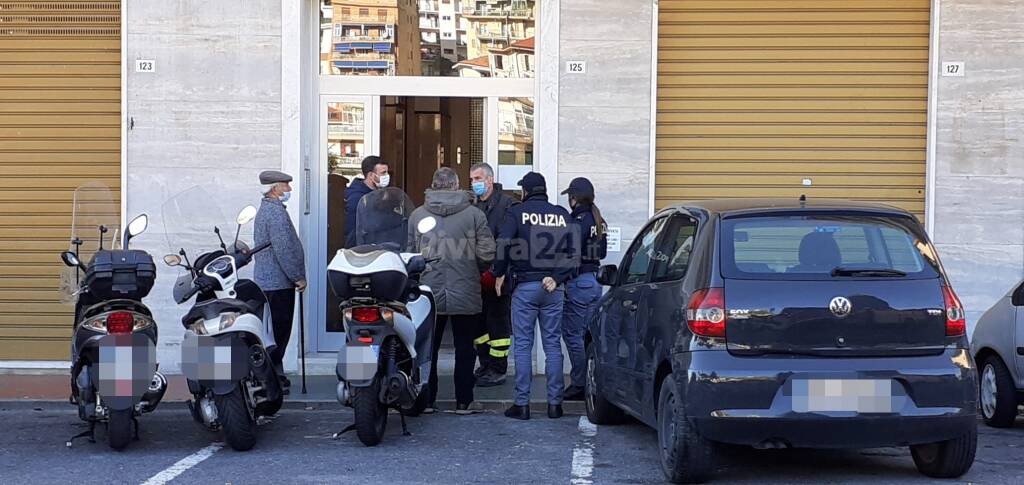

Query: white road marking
<box><xmin>571</xmin><ymin>416</ymin><xmax>598</xmax><ymax>485</ymax></box>
<box><xmin>140</xmin><ymin>443</ymin><xmax>223</xmax><ymax>485</ymax></box>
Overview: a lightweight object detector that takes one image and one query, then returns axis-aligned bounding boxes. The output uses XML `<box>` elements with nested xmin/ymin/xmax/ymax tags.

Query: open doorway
<box><xmin>319</xmin><ymin>95</ymin><xmax>533</xmax><ymax>350</ymax></box>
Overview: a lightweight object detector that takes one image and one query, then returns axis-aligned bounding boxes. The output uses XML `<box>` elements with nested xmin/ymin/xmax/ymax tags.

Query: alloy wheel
<box><xmin>981</xmin><ymin>364</ymin><xmax>998</xmax><ymax>419</ymax></box>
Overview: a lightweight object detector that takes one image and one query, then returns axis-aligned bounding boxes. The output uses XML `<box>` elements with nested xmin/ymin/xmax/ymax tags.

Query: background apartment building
<box><xmin>418</xmin><ymin>0</ymin><xmax>468</xmax><ymax>76</ymax></box>
<box><xmin>323</xmin><ymin>0</ymin><xmax>421</xmax><ymax>76</ymax></box>
<box><xmin>463</xmin><ymin>0</ymin><xmax>535</xmax><ymax>60</ymax></box>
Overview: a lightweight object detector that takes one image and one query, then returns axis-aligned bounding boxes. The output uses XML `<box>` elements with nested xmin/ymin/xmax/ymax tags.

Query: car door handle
<box><xmin>623</xmin><ymin>300</ymin><xmax>638</xmax><ymax>312</ymax></box>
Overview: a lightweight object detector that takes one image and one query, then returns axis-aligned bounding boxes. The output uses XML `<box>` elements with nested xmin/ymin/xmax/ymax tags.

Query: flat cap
<box><xmin>517</xmin><ymin>171</ymin><xmax>547</xmax><ymax>194</ymax></box>
<box><xmin>259</xmin><ymin>170</ymin><xmax>293</xmax><ymax>185</ymax></box>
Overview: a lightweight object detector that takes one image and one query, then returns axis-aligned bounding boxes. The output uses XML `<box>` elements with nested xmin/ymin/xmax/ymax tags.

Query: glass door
<box><xmin>315</xmin><ymin>95</ymin><xmax>379</xmax><ymax>351</ymax></box>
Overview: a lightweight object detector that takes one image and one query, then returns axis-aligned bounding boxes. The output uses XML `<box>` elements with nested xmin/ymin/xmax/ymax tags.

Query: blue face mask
<box><xmin>279</xmin><ymin>191</ymin><xmax>291</xmax><ymax>203</ymax></box>
<box><xmin>472</xmin><ymin>181</ymin><xmax>488</xmax><ymax>197</ymax></box>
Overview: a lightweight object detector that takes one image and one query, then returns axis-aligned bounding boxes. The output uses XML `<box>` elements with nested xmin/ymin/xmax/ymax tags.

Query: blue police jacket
<box><xmin>494</xmin><ymin>193</ymin><xmax>577</xmax><ymax>285</ymax></box>
<box><xmin>572</xmin><ymin>203</ymin><xmax>607</xmax><ymax>275</ymax></box>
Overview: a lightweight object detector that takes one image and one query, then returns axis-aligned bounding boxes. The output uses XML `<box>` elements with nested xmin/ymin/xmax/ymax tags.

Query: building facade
<box><xmin>1</xmin><ymin>0</ymin><xmax>1021</xmax><ymax>372</ymax></box>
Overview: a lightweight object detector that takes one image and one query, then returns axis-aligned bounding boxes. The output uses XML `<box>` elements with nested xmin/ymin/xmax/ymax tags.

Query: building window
<box><xmin>493</xmin><ymin>55</ymin><xmax>504</xmax><ymax>70</ymax></box>
<box><xmin>444</xmin><ymin>48</ymin><xmax>454</xmax><ymax>54</ymax></box>
<box><xmin>442</xmin><ymin>15</ymin><xmax>451</xmax><ymax>20</ymax></box>
<box><xmin>341</xmin><ymin>7</ymin><xmax>350</xmax><ymax>16</ymax></box>
<box><xmin>358</xmin><ymin>8</ymin><xmax>369</xmax><ymax>16</ymax></box>
<box><xmin>378</xmin><ymin>9</ymin><xmax>387</xmax><ymax>21</ymax></box>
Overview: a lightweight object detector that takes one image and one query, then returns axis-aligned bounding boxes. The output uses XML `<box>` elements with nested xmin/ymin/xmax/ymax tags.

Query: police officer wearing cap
<box><xmin>494</xmin><ymin>172</ymin><xmax>577</xmax><ymax>420</ymax></box>
<box><xmin>560</xmin><ymin>177</ymin><xmax>608</xmax><ymax>401</ymax></box>
<box><xmin>254</xmin><ymin>171</ymin><xmax>307</xmax><ymax>391</ymax></box>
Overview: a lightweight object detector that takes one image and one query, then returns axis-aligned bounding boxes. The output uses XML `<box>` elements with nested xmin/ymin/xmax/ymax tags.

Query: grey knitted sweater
<box><xmin>254</xmin><ymin>197</ymin><xmax>306</xmax><ymax>291</ymax></box>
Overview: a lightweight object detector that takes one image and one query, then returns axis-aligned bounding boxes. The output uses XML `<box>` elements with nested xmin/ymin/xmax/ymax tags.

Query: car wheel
<box><xmin>585</xmin><ymin>343</ymin><xmax>624</xmax><ymax>425</ymax></box>
<box><xmin>980</xmin><ymin>355</ymin><xmax>1017</xmax><ymax>428</ymax></box>
<box><xmin>657</xmin><ymin>373</ymin><xmax>714</xmax><ymax>484</ymax></box>
<box><xmin>910</xmin><ymin>424</ymin><xmax>977</xmax><ymax>479</ymax></box>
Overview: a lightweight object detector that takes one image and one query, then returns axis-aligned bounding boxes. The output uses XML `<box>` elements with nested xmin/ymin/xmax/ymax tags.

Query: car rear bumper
<box><xmin>677</xmin><ymin>348</ymin><xmax>978</xmax><ymax>448</ymax></box>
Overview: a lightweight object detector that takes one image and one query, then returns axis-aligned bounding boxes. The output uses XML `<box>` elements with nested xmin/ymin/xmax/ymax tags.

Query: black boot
<box><xmin>548</xmin><ymin>404</ymin><xmax>563</xmax><ymax>419</ymax></box>
<box><xmin>564</xmin><ymin>386</ymin><xmax>585</xmax><ymax>401</ymax></box>
<box><xmin>504</xmin><ymin>404</ymin><xmax>530</xmax><ymax>420</ymax></box>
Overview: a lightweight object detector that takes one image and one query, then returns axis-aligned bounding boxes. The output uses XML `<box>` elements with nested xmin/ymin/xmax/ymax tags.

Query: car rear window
<box><xmin>720</xmin><ymin>213</ymin><xmax>941</xmax><ymax>280</ymax></box>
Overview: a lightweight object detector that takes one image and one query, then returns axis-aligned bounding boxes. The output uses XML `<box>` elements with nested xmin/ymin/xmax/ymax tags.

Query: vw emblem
<box><xmin>829</xmin><ymin>297</ymin><xmax>853</xmax><ymax>318</ymax></box>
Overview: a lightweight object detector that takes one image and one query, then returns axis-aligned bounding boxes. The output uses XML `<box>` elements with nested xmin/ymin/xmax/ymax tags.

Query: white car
<box><xmin>971</xmin><ymin>279</ymin><xmax>1024</xmax><ymax>427</ymax></box>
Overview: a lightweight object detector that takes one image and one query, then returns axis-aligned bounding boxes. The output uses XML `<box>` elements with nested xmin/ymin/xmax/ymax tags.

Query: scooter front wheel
<box><xmin>216</xmin><ymin>385</ymin><xmax>257</xmax><ymax>451</ymax></box>
<box><xmin>352</xmin><ymin>379</ymin><xmax>387</xmax><ymax>446</ymax></box>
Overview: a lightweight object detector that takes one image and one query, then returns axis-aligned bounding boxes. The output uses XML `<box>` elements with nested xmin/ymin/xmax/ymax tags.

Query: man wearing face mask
<box><xmin>469</xmin><ymin>163</ymin><xmax>519</xmax><ymax>386</ymax></box>
<box><xmin>254</xmin><ymin>171</ymin><xmax>307</xmax><ymax>392</ymax></box>
<box><xmin>345</xmin><ymin>155</ymin><xmax>391</xmax><ymax>248</ymax></box>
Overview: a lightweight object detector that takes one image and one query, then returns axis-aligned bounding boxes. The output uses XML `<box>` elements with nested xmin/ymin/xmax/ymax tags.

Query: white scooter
<box><xmin>331</xmin><ymin>188</ymin><xmax>437</xmax><ymax>446</ymax></box>
<box><xmin>165</xmin><ymin>205</ymin><xmax>285</xmax><ymax>451</ymax></box>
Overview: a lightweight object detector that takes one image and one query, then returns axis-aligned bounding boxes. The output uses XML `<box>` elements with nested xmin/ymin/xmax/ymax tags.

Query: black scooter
<box><xmin>62</xmin><ymin>214</ymin><xmax>167</xmax><ymax>450</ymax></box>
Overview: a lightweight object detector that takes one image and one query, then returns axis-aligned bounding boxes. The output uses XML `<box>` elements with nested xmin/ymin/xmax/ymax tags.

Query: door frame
<box><xmin>314</xmin><ymin>95</ymin><xmax>378</xmax><ymax>351</ymax></box>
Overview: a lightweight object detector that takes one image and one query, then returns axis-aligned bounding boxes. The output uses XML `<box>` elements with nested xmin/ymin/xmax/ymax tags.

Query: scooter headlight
<box><xmin>219</xmin><ymin>312</ymin><xmax>239</xmax><ymax>331</ymax></box>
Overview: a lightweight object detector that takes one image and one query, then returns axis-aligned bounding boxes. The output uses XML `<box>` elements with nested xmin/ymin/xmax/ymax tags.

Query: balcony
<box><xmin>462</xmin><ymin>7</ymin><xmax>532</xmax><ymax>19</ymax></box>
<box><xmin>334</xmin><ymin>51</ymin><xmax>394</xmax><ymax>60</ymax></box>
<box><xmin>475</xmin><ymin>27</ymin><xmax>508</xmax><ymax>41</ymax></box>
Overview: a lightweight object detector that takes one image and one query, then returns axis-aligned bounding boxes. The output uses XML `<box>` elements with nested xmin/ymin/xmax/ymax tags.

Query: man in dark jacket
<box><xmin>494</xmin><ymin>172</ymin><xmax>577</xmax><ymax>420</ymax></box>
<box><xmin>469</xmin><ymin>162</ymin><xmax>519</xmax><ymax>386</ymax></box>
<box><xmin>408</xmin><ymin>167</ymin><xmax>496</xmax><ymax>414</ymax></box>
<box><xmin>254</xmin><ymin>170</ymin><xmax>307</xmax><ymax>391</ymax></box>
<box><xmin>344</xmin><ymin>156</ymin><xmax>390</xmax><ymax>248</ymax></box>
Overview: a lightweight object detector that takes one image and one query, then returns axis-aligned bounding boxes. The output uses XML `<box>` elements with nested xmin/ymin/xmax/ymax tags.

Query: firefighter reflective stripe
<box><xmin>655</xmin><ymin>0</ymin><xmax>930</xmax><ymax>220</ymax></box>
<box><xmin>489</xmin><ymin>338</ymin><xmax>511</xmax><ymax>348</ymax></box>
<box><xmin>489</xmin><ymin>348</ymin><xmax>510</xmax><ymax>358</ymax></box>
<box><xmin>474</xmin><ymin>333</ymin><xmax>490</xmax><ymax>345</ymax></box>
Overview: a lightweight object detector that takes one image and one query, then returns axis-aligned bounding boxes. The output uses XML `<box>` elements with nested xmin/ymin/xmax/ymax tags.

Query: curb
<box><xmin>0</xmin><ymin>399</ymin><xmax>587</xmax><ymax>415</ymax></box>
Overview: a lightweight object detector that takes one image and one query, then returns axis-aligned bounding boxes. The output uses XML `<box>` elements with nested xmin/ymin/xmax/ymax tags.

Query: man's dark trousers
<box><xmin>477</xmin><ymin>289</ymin><xmax>512</xmax><ymax>376</ymax></box>
<box><xmin>266</xmin><ymin>289</ymin><xmax>295</xmax><ymax>368</ymax></box>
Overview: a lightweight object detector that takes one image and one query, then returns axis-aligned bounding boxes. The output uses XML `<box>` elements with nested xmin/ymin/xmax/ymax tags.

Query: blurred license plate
<box><xmin>793</xmin><ymin>379</ymin><xmax>893</xmax><ymax>413</ymax></box>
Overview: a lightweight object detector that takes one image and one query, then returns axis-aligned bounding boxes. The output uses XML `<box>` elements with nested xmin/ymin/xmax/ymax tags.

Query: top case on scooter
<box><xmin>328</xmin><ymin>249</ymin><xmax>408</xmax><ymax>301</ymax></box>
<box><xmin>86</xmin><ymin>250</ymin><xmax>156</xmax><ymax>300</ymax></box>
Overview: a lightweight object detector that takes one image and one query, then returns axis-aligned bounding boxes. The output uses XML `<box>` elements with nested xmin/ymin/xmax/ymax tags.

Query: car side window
<box><xmin>650</xmin><ymin>215</ymin><xmax>698</xmax><ymax>283</ymax></box>
<box><xmin>622</xmin><ymin>217</ymin><xmax>670</xmax><ymax>285</ymax></box>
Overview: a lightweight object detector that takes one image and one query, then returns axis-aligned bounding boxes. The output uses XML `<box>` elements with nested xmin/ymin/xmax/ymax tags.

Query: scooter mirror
<box><xmin>417</xmin><ymin>216</ymin><xmax>438</xmax><ymax>235</ymax></box>
<box><xmin>126</xmin><ymin>214</ymin><xmax>149</xmax><ymax>238</ymax></box>
<box><xmin>163</xmin><ymin>254</ymin><xmax>182</xmax><ymax>267</ymax></box>
<box><xmin>61</xmin><ymin>251</ymin><xmax>82</xmax><ymax>269</ymax></box>
<box><xmin>236</xmin><ymin>205</ymin><xmax>258</xmax><ymax>225</ymax></box>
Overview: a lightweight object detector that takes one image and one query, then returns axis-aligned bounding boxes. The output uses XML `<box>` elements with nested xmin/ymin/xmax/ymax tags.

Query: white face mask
<box><xmin>279</xmin><ymin>191</ymin><xmax>291</xmax><ymax>203</ymax></box>
<box><xmin>378</xmin><ymin>173</ymin><xmax>391</xmax><ymax>188</ymax></box>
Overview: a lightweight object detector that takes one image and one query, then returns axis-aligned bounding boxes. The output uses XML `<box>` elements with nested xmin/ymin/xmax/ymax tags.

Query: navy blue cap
<box><xmin>517</xmin><ymin>171</ymin><xmax>547</xmax><ymax>194</ymax></box>
<box><xmin>561</xmin><ymin>177</ymin><xmax>595</xmax><ymax>198</ymax></box>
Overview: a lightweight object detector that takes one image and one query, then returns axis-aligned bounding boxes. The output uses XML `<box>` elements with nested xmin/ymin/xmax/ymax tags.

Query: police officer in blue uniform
<box><xmin>560</xmin><ymin>177</ymin><xmax>608</xmax><ymax>401</ymax></box>
<box><xmin>494</xmin><ymin>172</ymin><xmax>577</xmax><ymax>420</ymax></box>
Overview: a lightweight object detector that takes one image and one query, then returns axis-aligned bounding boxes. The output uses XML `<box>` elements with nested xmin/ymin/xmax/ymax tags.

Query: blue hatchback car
<box><xmin>584</xmin><ymin>199</ymin><xmax>977</xmax><ymax>483</ymax></box>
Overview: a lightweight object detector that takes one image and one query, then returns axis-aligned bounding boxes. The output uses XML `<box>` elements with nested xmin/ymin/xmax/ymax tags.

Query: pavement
<box><xmin>3</xmin><ymin>403</ymin><xmax>1024</xmax><ymax>484</ymax></box>
<box><xmin>0</xmin><ymin>372</ymin><xmax>584</xmax><ymax>413</ymax></box>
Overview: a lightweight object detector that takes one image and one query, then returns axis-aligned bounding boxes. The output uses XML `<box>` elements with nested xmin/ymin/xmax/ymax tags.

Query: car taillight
<box><xmin>686</xmin><ymin>288</ymin><xmax>726</xmax><ymax>338</ymax></box>
<box><xmin>351</xmin><ymin>307</ymin><xmax>382</xmax><ymax>323</ymax></box>
<box><xmin>942</xmin><ymin>285</ymin><xmax>966</xmax><ymax>337</ymax></box>
<box><xmin>106</xmin><ymin>311</ymin><xmax>135</xmax><ymax>335</ymax></box>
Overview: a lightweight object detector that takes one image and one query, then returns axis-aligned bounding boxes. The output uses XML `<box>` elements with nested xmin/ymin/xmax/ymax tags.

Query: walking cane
<box><xmin>298</xmin><ymin>288</ymin><xmax>308</xmax><ymax>394</ymax></box>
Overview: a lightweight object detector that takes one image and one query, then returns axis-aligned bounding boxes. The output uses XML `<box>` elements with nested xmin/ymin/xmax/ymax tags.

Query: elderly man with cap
<box><xmin>560</xmin><ymin>177</ymin><xmax>608</xmax><ymax>401</ymax></box>
<box><xmin>254</xmin><ymin>170</ymin><xmax>307</xmax><ymax>390</ymax></box>
<box><xmin>494</xmin><ymin>171</ymin><xmax>577</xmax><ymax>420</ymax></box>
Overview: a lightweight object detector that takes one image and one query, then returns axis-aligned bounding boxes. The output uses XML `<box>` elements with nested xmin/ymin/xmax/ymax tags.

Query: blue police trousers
<box><xmin>511</xmin><ymin>281</ymin><xmax>565</xmax><ymax>406</ymax></box>
<box><xmin>561</xmin><ymin>272</ymin><xmax>602</xmax><ymax>390</ymax></box>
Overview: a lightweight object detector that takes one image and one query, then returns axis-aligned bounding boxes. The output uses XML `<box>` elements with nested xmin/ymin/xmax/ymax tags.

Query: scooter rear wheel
<box><xmin>107</xmin><ymin>408</ymin><xmax>133</xmax><ymax>451</ymax></box>
<box><xmin>353</xmin><ymin>379</ymin><xmax>387</xmax><ymax>446</ymax></box>
<box><xmin>216</xmin><ymin>385</ymin><xmax>257</xmax><ymax>451</ymax></box>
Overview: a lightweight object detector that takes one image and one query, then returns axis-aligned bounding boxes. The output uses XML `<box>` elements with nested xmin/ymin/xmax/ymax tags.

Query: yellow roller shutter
<box><xmin>0</xmin><ymin>1</ymin><xmax>121</xmax><ymax>360</ymax></box>
<box><xmin>656</xmin><ymin>0</ymin><xmax>930</xmax><ymax>218</ymax></box>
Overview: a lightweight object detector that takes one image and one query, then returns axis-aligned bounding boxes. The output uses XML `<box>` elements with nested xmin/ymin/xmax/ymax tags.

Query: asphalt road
<box><xmin>3</xmin><ymin>402</ymin><xmax>1023</xmax><ymax>484</ymax></box>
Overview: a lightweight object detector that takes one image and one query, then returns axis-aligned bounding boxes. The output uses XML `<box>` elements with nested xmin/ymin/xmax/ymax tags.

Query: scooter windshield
<box><xmin>161</xmin><ymin>185</ymin><xmax>236</xmax><ymax>262</ymax></box>
<box><xmin>354</xmin><ymin>187</ymin><xmax>416</xmax><ymax>252</ymax></box>
<box><xmin>62</xmin><ymin>183</ymin><xmax>122</xmax><ymax>302</ymax></box>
